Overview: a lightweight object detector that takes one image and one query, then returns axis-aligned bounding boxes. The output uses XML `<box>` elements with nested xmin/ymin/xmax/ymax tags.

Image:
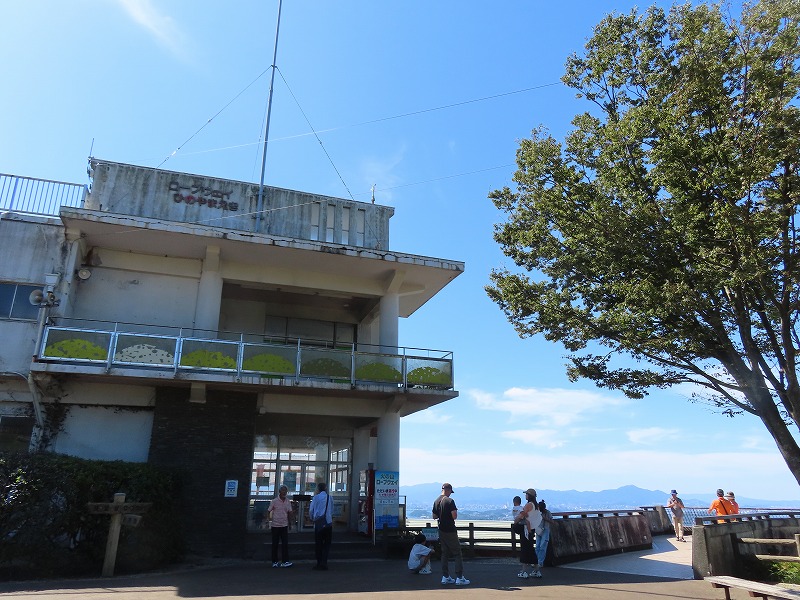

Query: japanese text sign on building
<box><xmin>374</xmin><ymin>470</ymin><xmax>399</xmax><ymax>529</ymax></box>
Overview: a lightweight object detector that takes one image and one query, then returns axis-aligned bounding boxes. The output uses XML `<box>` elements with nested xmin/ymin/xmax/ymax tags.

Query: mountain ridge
<box><xmin>400</xmin><ymin>482</ymin><xmax>800</xmax><ymax>515</ymax></box>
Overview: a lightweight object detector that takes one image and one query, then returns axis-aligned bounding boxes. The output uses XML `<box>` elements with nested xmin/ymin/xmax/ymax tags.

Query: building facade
<box><xmin>0</xmin><ymin>159</ymin><xmax>463</xmax><ymax>555</ymax></box>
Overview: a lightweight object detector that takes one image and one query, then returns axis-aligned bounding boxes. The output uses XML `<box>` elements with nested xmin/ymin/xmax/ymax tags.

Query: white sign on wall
<box><xmin>224</xmin><ymin>480</ymin><xmax>239</xmax><ymax>498</ymax></box>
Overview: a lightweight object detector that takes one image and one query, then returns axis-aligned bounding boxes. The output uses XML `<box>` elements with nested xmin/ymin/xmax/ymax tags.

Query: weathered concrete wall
<box><xmin>549</xmin><ymin>513</ymin><xmax>652</xmax><ymax>565</ymax></box>
<box><xmin>692</xmin><ymin>517</ymin><xmax>800</xmax><ymax>579</ymax></box>
<box><xmin>88</xmin><ymin>159</ymin><xmax>393</xmax><ymax>250</ymax></box>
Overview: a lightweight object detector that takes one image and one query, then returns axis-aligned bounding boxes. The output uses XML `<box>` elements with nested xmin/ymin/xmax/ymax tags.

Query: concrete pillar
<box><xmin>376</xmin><ymin>411</ymin><xmax>400</xmax><ymax>472</ymax></box>
<box><xmin>194</xmin><ymin>246</ymin><xmax>222</xmax><ymax>334</ymax></box>
<box><xmin>378</xmin><ymin>292</ymin><xmax>399</xmax><ymax>353</ymax></box>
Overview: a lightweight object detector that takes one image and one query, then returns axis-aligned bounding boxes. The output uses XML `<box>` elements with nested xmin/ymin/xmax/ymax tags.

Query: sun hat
<box><xmin>670</xmin><ymin>489</ymin><xmax>678</xmax><ymax>494</ymax></box>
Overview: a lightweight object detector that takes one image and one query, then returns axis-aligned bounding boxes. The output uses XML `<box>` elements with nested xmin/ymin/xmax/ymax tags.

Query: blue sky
<box><xmin>3</xmin><ymin>1</ymin><xmax>797</xmax><ymax>500</ymax></box>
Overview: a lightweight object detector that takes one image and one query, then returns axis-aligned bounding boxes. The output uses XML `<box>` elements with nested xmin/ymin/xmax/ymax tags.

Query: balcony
<box><xmin>34</xmin><ymin>321</ymin><xmax>454</xmax><ymax>391</ymax></box>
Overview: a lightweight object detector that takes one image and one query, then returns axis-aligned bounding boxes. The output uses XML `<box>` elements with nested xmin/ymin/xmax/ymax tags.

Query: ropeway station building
<box><xmin>0</xmin><ymin>159</ymin><xmax>463</xmax><ymax>555</ymax></box>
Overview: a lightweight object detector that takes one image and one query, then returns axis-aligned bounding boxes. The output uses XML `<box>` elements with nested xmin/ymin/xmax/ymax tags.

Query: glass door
<box><xmin>279</xmin><ymin>462</ymin><xmax>327</xmax><ymax>530</ymax></box>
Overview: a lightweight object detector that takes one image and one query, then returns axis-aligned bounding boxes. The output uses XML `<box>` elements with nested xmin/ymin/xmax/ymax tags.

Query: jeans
<box><xmin>535</xmin><ymin>528</ymin><xmax>550</xmax><ymax>566</ymax></box>
<box><xmin>271</xmin><ymin>525</ymin><xmax>289</xmax><ymax>563</ymax></box>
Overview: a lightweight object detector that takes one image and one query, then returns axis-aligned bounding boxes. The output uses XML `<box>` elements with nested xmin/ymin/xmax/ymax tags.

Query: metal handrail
<box><xmin>0</xmin><ymin>173</ymin><xmax>86</xmax><ymax>215</ymax></box>
<box><xmin>36</xmin><ymin>322</ymin><xmax>454</xmax><ymax>390</ymax></box>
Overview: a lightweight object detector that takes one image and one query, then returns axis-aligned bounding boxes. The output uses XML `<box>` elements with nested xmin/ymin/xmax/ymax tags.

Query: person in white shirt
<box><xmin>407</xmin><ymin>533</ymin><xmax>433</xmax><ymax>574</ymax></box>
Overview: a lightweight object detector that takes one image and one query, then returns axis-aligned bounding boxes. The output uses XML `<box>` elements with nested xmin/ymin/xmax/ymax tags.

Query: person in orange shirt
<box><xmin>725</xmin><ymin>491</ymin><xmax>740</xmax><ymax>514</ymax></box>
<box><xmin>708</xmin><ymin>488</ymin><xmax>734</xmax><ymax>523</ymax></box>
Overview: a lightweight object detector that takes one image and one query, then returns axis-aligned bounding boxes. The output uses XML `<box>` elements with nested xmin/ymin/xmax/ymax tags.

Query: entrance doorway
<box><xmin>247</xmin><ymin>433</ymin><xmax>352</xmax><ymax>533</ymax></box>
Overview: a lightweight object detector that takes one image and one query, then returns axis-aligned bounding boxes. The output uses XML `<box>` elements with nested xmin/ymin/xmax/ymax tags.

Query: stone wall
<box><xmin>148</xmin><ymin>387</ymin><xmax>257</xmax><ymax>557</ymax></box>
<box><xmin>692</xmin><ymin>516</ymin><xmax>800</xmax><ymax>579</ymax></box>
<box><xmin>549</xmin><ymin>513</ymin><xmax>652</xmax><ymax>565</ymax></box>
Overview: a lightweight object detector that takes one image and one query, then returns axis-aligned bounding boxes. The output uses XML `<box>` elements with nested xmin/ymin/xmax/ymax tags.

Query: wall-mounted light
<box><xmin>77</xmin><ymin>268</ymin><xmax>92</xmax><ymax>280</ymax></box>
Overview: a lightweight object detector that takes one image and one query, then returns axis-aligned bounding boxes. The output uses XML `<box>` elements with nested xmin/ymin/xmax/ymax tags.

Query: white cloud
<box><xmin>399</xmin><ymin>446</ymin><xmax>799</xmax><ymax>501</ymax></box>
<box><xmin>470</xmin><ymin>386</ymin><xmax>628</xmax><ymax>428</ymax></box>
<box><xmin>626</xmin><ymin>427</ymin><xmax>681</xmax><ymax>445</ymax></box>
<box><xmin>403</xmin><ymin>409</ymin><xmax>452</xmax><ymax>425</ymax></box>
<box><xmin>117</xmin><ymin>0</ymin><xmax>189</xmax><ymax>61</ymax></box>
<box><xmin>502</xmin><ymin>429</ymin><xmax>564</xmax><ymax>449</ymax></box>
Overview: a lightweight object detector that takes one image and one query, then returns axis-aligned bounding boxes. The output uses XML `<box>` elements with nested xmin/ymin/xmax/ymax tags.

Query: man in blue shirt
<box><xmin>309</xmin><ymin>482</ymin><xmax>332</xmax><ymax>570</ymax></box>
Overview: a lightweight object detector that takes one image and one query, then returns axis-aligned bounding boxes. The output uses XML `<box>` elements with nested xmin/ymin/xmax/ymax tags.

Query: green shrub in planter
<box><xmin>407</xmin><ymin>366</ymin><xmax>450</xmax><ymax>386</ymax></box>
<box><xmin>43</xmin><ymin>338</ymin><xmax>107</xmax><ymax>361</ymax></box>
<box><xmin>179</xmin><ymin>349</ymin><xmax>236</xmax><ymax>369</ymax></box>
<box><xmin>300</xmin><ymin>357</ymin><xmax>350</xmax><ymax>377</ymax></box>
<box><xmin>355</xmin><ymin>362</ymin><xmax>402</xmax><ymax>382</ymax></box>
<box><xmin>242</xmin><ymin>353</ymin><xmax>294</xmax><ymax>374</ymax></box>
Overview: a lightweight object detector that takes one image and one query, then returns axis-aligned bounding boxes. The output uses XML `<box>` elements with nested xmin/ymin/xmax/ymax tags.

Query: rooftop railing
<box><xmin>0</xmin><ymin>173</ymin><xmax>86</xmax><ymax>216</ymax></box>
<box><xmin>36</xmin><ymin>320</ymin><xmax>454</xmax><ymax>390</ymax></box>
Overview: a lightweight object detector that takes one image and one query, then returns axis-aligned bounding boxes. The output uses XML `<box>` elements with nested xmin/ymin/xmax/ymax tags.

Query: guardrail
<box><xmin>694</xmin><ymin>510</ymin><xmax>800</xmax><ymax>526</ymax></box>
<box><xmin>36</xmin><ymin>322</ymin><xmax>454</xmax><ymax>390</ymax></box>
<box><xmin>0</xmin><ymin>173</ymin><xmax>86</xmax><ymax>215</ymax></box>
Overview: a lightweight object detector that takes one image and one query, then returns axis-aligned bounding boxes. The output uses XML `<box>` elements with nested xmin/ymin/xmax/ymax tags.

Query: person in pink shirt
<box><xmin>268</xmin><ymin>485</ymin><xmax>294</xmax><ymax>567</ymax></box>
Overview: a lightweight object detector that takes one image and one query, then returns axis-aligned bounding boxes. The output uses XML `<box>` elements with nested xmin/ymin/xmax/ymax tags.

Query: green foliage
<box><xmin>300</xmin><ymin>357</ymin><xmax>350</xmax><ymax>377</ymax></box>
<box><xmin>43</xmin><ymin>339</ymin><xmax>107</xmax><ymax>361</ymax></box>
<box><xmin>770</xmin><ymin>561</ymin><xmax>800</xmax><ymax>584</ymax></box>
<box><xmin>355</xmin><ymin>362</ymin><xmax>402</xmax><ymax>382</ymax></box>
<box><xmin>179</xmin><ymin>349</ymin><xmax>236</xmax><ymax>369</ymax></box>
<box><xmin>242</xmin><ymin>353</ymin><xmax>295</xmax><ymax>374</ymax></box>
<box><xmin>488</xmin><ymin>1</ymin><xmax>800</xmax><ymax>483</ymax></box>
<box><xmin>407</xmin><ymin>367</ymin><xmax>451</xmax><ymax>387</ymax></box>
<box><xmin>0</xmin><ymin>452</ymin><xmax>184</xmax><ymax>581</ymax></box>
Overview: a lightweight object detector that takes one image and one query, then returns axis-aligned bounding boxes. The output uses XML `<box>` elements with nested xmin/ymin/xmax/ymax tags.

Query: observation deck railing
<box><xmin>0</xmin><ymin>173</ymin><xmax>86</xmax><ymax>216</ymax></box>
<box><xmin>35</xmin><ymin>319</ymin><xmax>454</xmax><ymax>390</ymax></box>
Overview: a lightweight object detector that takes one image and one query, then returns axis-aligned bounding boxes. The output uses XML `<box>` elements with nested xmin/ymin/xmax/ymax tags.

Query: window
<box><xmin>310</xmin><ymin>203</ymin><xmax>320</xmax><ymax>241</ymax></box>
<box><xmin>0</xmin><ymin>283</ymin><xmax>40</xmax><ymax>320</ymax></box>
<box><xmin>341</xmin><ymin>207</ymin><xmax>350</xmax><ymax>245</ymax></box>
<box><xmin>354</xmin><ymin>209</ymin><xmax>365</xmax><ymax>246</ymax></box>
<box><xmin>0</xmin><ymin>415</ymin><xmax>34</xmax><ymax>452</ymax></box>
<box><xmin>325</xmin><ymin>204</ymin><xmax>335</xmax><ymax>242</ymax></box>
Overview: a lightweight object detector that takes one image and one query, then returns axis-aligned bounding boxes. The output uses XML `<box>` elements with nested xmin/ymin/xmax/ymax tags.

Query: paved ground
<box><xmin>0</xmin><ymin>535</ymin><xmax>733</xmax><ymax>600</ymax></box>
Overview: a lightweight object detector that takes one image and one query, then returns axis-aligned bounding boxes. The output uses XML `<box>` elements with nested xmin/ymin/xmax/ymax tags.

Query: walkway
<box><xmin>0</xmin><ymin>535</ymin><xmax>727</xmax><ymax>600</ymax></box>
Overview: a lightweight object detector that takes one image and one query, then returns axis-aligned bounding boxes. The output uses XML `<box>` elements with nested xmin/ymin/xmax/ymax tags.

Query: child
<box><xmin>407</xmin><ymin>533</ymin><xmax>433</xmax><ymax>574</ymax></box>
<box><xmin>511</xmin><ymin>495</ymin><xmax>523</xmax><ymax>522</ymax></box>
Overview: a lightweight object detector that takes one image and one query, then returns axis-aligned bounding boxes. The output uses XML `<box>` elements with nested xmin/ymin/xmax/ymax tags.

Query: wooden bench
<box><xmin>706</xmin><ymin>575</ymin><xmax>800</xmax><ymax>599</ymax></box>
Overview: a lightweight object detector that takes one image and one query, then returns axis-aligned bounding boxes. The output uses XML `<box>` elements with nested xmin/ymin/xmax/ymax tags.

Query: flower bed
<box><xmin>43</xmin><ymin>338</ymin><xmax>107</xmax><ymax>361</ymax></box>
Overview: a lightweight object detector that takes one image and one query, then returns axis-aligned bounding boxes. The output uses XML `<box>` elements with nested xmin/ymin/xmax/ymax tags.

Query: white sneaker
<box><xmin>419</xmin><ymin>565</ymin><xmax>432</xmax><ymax>574</ymax></box>
<box><xmin>531</xmin><ymin>570</ymin><xmax>542</xmax><ymax>578</ymax></box>
<box><xmin>455</xmin><ymin>576</ymin><xmax>470</xmax><ymax>585</ymax></box>
<box><xmin>517</xmin><ymin>571</ymin><xmax>529</xmax><ymax>578</ymax></box>
<box><xmin>441</xmin><ymin>576</ymin><xmax>455</xmax><ymax>584</ymax></box>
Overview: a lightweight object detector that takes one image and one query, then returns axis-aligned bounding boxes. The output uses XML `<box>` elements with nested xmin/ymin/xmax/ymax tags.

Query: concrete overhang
<box><xmin>29</xmin><ymin>361</ymin><xmax>458</xmax><ymax>418</ymax></box>
<box><xmin>61</xmin><ymin>208</ymin><xmax>464</xmax><ymax>317</ymax></box>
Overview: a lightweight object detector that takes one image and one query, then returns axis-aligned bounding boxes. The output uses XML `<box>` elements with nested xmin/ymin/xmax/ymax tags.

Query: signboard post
<box><xmin>373</xmin><ymin>470</ymin><xmax>399</xmax><ymax>542</ymax></box>
<box><xmin>86</xmin><ymin>493</ymin><xmax>152</xmax><ymax>577</ymax></box>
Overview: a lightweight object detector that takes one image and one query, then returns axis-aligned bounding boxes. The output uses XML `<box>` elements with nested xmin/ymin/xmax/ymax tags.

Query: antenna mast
<box><xmin>255</xmin><ymin>0</ymin><xmax>283</xmax><ymax>230</ymax></box>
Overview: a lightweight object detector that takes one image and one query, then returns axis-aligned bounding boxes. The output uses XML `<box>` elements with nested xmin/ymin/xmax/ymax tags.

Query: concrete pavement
<box><xmin>0</xmin><ymin>535</ymin><xmax>728</xmax><ymax>600</ymax></box>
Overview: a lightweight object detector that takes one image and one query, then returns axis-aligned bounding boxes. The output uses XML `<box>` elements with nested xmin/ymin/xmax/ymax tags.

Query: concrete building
<box><xmin>0</xmin><ymin>159</ymin><xmax>463</xmax><ymax>555</ymax></box>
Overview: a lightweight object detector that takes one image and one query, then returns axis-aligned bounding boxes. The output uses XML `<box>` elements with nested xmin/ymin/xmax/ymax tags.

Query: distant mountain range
<box><xmin>400</xmin><ymin>483</ymin><xmax>800</xmax><ymax>520</ymax></box>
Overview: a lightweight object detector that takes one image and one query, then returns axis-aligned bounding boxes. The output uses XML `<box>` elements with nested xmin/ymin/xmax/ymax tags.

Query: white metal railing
<box><xmin>36</xmin><ymin>323</ymin><xmax>454</xmax><ymax>389</ymax></box>
<box><xmin>0</xmin><ymin>173</ymin><xmax>86</xmax><ymax>215</ymax></box>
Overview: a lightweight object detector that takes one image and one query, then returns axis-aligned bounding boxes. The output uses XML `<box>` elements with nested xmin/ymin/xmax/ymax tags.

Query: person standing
<box><xmin>432</xmin><ymin>483</ymin><xmax>470</xmax><ymax>586</ymax></box>
<box><xmin>666</xmin><ymin>490</ymin><xmax>685</xmax><ymax>542</ymax></box>
<box><xmin>725</xmin><ymin>492</ymin><xmax>740</xmax><ymax>514</ymax></box>
<box><xmin>514</xmin><ymin>488</ymin><xmax>543</xmax><ymax>579</ymax></box>
<box><xmin>535</xmin><ymin>500</ymin><xmax>553</xmax><ymax>566</ymax></box>
<box><xmin>268</xmin><ymin>485</ymin><xmax>294</xmax><ymax>567</ymax></box>
<box><xmin>309</xmin><ymin>482</ymin><xmax>332</xmax><ymax>570</ymax></box>
<box><xmin>708</xmin><ymin>488</ymin><xmax>734</xmax><ymax>523</ymax></box>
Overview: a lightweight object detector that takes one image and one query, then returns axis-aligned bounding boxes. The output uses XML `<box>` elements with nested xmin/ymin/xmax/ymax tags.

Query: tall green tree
<box><xmin>488</xmin><ymin>1</ymin><xmax>800</xmax><ymax>484</ymax></box>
